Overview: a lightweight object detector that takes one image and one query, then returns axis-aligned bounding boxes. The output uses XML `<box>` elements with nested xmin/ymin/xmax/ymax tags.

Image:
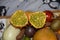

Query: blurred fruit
<box><xmin>50</xmin><ymin>19</ymin><xmax>60</xmax><ymax>31</ymax></box>
<box><xmin>57</xmin><ymin>30</ymin><xmax>60</xmax><ymax>34</ymax></box>
<box><xmin>25</xmin><ymin>25</ymin><xmax>36</xmax><ymax>37</ymax></box>
<box><xmin>44</xmin><ymin>22</ymin><xmax>51</xmax><ymax>27</ymax></box>
<box><xmin>16</xmin><ymin>28</ymin><xmax>25</xmax><ymax>40</ymax></box>
<box><xmin>10</xmin><ymin>10</ymin><xmax>28</xmax><ymax>28</ymax></box>
<box><xmin>33</xmin><ymin>27</ymin><xmax>57</xmax><ymax>40</ymax></box>
<box><xmin>25</xmin><ymin>11</ymin><xmax>33</xmax><ymax>20</ymax></box>
<box><xmin>3</xmin><ymin>25</ymin><xmax>20</xmax><ymax>40</ymax></box>
<box><xmin>29</xmin><ymin>11</ymin><xmax>46</xmax><ymax>29</ymax></box>
<box><xmin>55</xmin><ymin>32</ymin><xmax>60</xmax><ymax>40</ymax></box>
<box><xmin>44</xmin><ymin>10</ymin><xmax>53</xmax><ymax>22</ymax></box>
<box><xmin>22</xmin><ymin>36</ymin><xmax>31</xmax><ymax>40</ymax></box>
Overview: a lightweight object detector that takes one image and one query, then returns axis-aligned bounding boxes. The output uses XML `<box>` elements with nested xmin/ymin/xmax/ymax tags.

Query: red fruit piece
<box><xmin>44</xmin><ymin>10</ymin><xmax>53</xmax><ymax>22</ymax></box>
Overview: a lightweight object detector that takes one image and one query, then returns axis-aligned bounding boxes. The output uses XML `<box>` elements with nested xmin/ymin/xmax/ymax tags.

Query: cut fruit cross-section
<box><xmin>10</xmin><ymin>10</ymin><xmax>28</xmax><ymax>28</ymax></box>
<box><xmin>29</xmin><ymin>11</ymin><xmax>46</xmax><ymax>29</ymax></box>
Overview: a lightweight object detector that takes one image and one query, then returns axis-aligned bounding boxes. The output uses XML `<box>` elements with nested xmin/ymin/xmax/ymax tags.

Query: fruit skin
<box><xmin>33</xmin><ymin>27</ymin><xmax>57</xmax><ymax>40</ymax></box>
<box><xmin>55</xmin><ymin>32</ymin><xmax>60</xmax><ymax>40</ymax></box>
<box><xmin>44</xmin><ymin>10</ymin><xmax>53</xmax><ymax>22</ymax></box>
<box><xmin>3</xmin><ymin>25</ymin><xmax>20</xmax><ymax>40</ymax></box>
<box><xmin>16</xmin><ymin>28</ymin><xmax>25</xmax><ymax>40</ymax></box>
<box><xmin>22</xmin><ymin>36</ymin><xmax>31</xmax><ymax>40</ymax></box>
<box><xmin>25</xmin><ymin>11</ymin><xmax>33</xmax><ymax>20</ymax></box>
<box><xmin>25</xmin><ymin>25</ymin><xmax>36</xmax><ymax>38</ymax></box>
<box><xmin>50</xmin><ymin>19</ymin><xmax>60</xmax><ymax>31</ymax></box>
<box><xmin>57</xmin><ymin>30</ymin><xmax>60</xmax><ymax>35</ymax></box>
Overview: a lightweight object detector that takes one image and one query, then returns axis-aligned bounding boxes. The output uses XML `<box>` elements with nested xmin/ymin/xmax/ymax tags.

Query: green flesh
<box><xmin>11</xmin><ymin>11</ymin><xmax>28</xmax><ymax>26</ymax></box>
<box><xmin>30</xmin><ymin>12</ymin><xmax>46</xmax><ymax>28</ymax></box>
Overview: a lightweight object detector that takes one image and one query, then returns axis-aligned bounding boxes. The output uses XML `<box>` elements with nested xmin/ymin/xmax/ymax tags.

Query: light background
<box><xmin>0</xmin><ymin>0</ymin><xmax>60</xmax><ymax>16</ymax></box>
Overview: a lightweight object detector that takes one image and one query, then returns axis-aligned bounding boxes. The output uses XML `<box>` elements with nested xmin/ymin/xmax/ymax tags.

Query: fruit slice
<box><xmin>29</xmin><ymin>11</ymin><xmax>46</xmax><ymax>29</ymax></box>
<box><xmin>10</xmin><ymin>10</ymin><xmax>28</xmax><ymax>28</ymax></box>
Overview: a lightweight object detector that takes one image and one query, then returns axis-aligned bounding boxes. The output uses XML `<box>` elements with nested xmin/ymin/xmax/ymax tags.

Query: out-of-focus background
<box><xmin>0</xmin><ymin>0</ymin><xmax>60</xmax><ymax>16</ymax></box>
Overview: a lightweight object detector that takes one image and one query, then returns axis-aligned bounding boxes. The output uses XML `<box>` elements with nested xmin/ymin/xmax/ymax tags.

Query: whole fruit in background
<box><xmin>3</xmin><ymin>25</ymin><xmax>20</xmax><ymax>40</ymax></box>
<box><xmin>33</xmin><ymin>27</ymin><xmax>57</xmax><ymax>40</ymax></box>
<box><xmin>29</xmin><ymin>11</ymin><xmax>46</xmax><ymax>29</ymax></box>
<box><xmin>22</xmin><ymin>36</ymin><xmax>31</xmax><ymax>40</ymax></box>
<box><xmin>10</xmin><ymin>10</ymin><xmax>28</xmax><ymax>28</ymax></box>
<box><xmin>44</xmin><ymin>10</ymin><xmax>53</xmax><ymax>22</ymax></box>
<box><xmin>25</xmin><ymin>25</ymin><xmax>36</xmax><ymax>38</ymax></box>
<box><xmin>50</xmin><ymin>19</ymin><xmax>60</xmax><ymax>31</ymax></box>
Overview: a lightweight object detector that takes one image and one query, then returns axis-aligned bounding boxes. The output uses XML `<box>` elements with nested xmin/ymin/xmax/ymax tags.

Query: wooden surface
<box><xmin>0</xmin><ymin>10</ymin><xmax>60</xmax><ymax>19</ymax></box>
<box><xmin>51</xmin><ymin>10</ymin><xmax>60</xmax><ymax>13</ymax></box>
<box><xmin>0</xmin><ymin>16</ymin><xmax>11</xmax><ymax>19</ymax></box>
